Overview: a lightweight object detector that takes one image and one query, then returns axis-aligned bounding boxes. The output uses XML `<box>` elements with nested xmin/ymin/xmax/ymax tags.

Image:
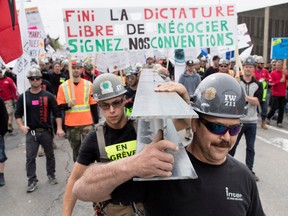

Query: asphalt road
<box><xmin>0</xmin><ymin>114</ymin><xmax>288</xmax><ymax>215</ymax></box>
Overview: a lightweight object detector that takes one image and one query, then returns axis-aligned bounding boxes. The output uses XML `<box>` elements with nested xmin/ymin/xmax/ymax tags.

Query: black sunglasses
<box><xmin>28</xmin><ymin>77</ymin><xmax>41</xmax><ymax>81</ymax></box>
<box><xmin>98</xmin><ymin>98</ymin><xmax>124</xmax><ymax>110</ymax></box>
<box><xmin>199</xmin><ymin>117</ymin><xmax>242</xmax><ymax>136</ymax></box>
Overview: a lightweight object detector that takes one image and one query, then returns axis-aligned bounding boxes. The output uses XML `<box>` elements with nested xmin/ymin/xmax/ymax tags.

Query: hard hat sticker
<box><xmin>224</xmin><ymin>94</ymin><xmax>237</xmax><ymax>107</ymax></box>
<box><xmin>204</xmin><ymin>87</ymin><xmax>216</xmax><ymax>100</ymax></box>
<box><xmin>100</xmin><ymin>80</ymin><xmax>113</xmax><ymax>95</ymax></box>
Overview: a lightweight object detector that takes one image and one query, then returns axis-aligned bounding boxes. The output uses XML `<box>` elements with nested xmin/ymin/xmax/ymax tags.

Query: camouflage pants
<box><xmin>66</xmin><ymin>125</ymin><xmax>92</xmax><ymax>162</ymax></box>
<box><xmin>94</xmin><ymin>202</ymin><xmax>144</xmax><ymax>216</ymax></box>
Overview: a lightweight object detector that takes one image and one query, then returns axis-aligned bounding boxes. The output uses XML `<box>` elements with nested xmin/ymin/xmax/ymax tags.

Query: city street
<box><xmin>0</xmin><ymin>115</ymin><xmax>288</xmax><ymax>215</ymax></box>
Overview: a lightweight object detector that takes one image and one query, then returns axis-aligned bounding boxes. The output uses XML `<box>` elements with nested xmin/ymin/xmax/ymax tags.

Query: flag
<box><xmin>240</xmin><ymin>45</ymin><xmax>254</xmax><ymax>61</ymax></box>
<box><xmin>14</xmin><ymin>0</ymin><xmax>31</xmax><ymax>94</ymax></box>
<box><xmin>0</xmin><ymin>0</ymin><xmax>23</xmax><ymax>63</ymax></box>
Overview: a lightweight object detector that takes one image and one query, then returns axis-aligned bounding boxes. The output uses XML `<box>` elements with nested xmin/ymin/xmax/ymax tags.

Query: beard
<box><xmin>73</xmin><ymin>73</ymin><xmax>80</xmax><ymax>78</ymax></box>
<box><xmin>211</xmin><ymin>140</ymin><xmax>231</xmax><ymax>148</ymax></box>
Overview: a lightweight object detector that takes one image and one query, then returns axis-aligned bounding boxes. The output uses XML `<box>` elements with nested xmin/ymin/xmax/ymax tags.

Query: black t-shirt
<box><xmin>77</xmin><ymin>120</ymin><xmax>137</xmax><ymax>165</ymax></box>
<box><xmin>124</xmin><ymin>87</ymin><xmax>136</xmax><ymax>109</ymax></box>
<box><xmin>15</xmin><ymin>90</ymin><xmax>61</xmax><ymax>130</ymax></box>
<box><xmin>0</xmin><ymin>98</ymin><xmax>8</xmax><ymax>136</ymax></box>
<box><xmin>49</xmin><ymin>72</ymin><xmax>68</xmax><ymax>95</ymax></box>
<box><xmin>112</xmin><ymin>153</ymin><xmax>265</xmax><ymax>216</ymax></box>
<box><xmin>204</xmin><ymin>66</ymin><xmax>218</xmax><ymax>79</ymax></box>
<box><xmin>41</xmin><ymin>79</ymin><xmax>55</xmax><ymax>95</ymax></box>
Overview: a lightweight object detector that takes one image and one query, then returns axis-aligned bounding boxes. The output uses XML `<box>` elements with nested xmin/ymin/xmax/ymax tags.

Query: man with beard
<box><xmin>218</xmin><ymin>59</ymin><xmax>235</xmax><ymax>77</ymax></box>
<box><xmin>57</xmin><ymin>59</ymin><xmax>99</xmax><ymax>162</ymax></box>
<box><xmin>229</xmin><ymin>56</ymin><xmax>262</xmax><ymax>182</ymax></box>
<box><xmin>72</xmin><ymin>73</ymin><xmax>265</xmax><ymax>216</ymax></box>
<box><xmin>81</xmin><ymin>61</ymin><xmax>97</xmax><ymax>83</ymax></box>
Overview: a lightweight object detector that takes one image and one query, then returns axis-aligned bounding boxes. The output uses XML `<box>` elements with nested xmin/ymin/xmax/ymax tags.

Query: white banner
<box><xmin>16</xmin><ymin>1</ymin><xmax>31</xmax><ymax>94</ymax></box>
<box><xmin>63</xmin><ymin>5</ymin><xmax>238</xmax><ymax>55</ymax></box>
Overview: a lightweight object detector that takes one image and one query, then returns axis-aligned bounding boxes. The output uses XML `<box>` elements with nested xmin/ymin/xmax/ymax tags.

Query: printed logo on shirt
<box><xmin>225</xmin><ymin>187</ymin><xmax>243</xmax><ymax>201</ymax></box>
<box><xmin>224</xmin><ymin>94</ymin><xmax>236</xmax><ymax>107</ymax></box>
<box><xmin>105</xmin><ymin>140</ymin><xmax>136</xmax><ymax>161</ymax></box>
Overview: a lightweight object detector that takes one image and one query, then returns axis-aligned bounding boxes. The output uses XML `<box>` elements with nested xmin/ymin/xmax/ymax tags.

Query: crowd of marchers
<box><xmin>0</xmin><ymin>54</ymin><xmax>287</xmax><ymax>216</ymax></box>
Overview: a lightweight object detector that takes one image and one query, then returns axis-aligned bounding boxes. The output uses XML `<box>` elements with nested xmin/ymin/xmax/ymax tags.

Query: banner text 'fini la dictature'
<box><xmin>63</xmin><ymin>5</ymin><xmax>237</xmax><ymax>54</ymax></box>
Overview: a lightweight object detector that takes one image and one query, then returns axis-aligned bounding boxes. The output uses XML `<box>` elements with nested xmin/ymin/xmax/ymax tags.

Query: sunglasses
<box><xmin>28</xmin><ymin>77</ymin><xmax>41</xmax><ymax>81</ymax></box>
<box><xmin>199</xmin><ymin>117</ymin><xmax>242</xmax><ymax>136</ymax></box>
<box><xmin>98</xmin><ymin>98</ymin><xmax>124</xmax><ymax>110</ymax></box>
<box><xmin>219</xmin><ymin>65</ymin><xmax>228</xmax><ymax>68</ymax></box>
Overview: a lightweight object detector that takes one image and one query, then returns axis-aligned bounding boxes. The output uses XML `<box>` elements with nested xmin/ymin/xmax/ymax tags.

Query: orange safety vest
<box><xmin>57</xmin><ymin>79</ymin><xmax>96</xmax><ymax>126</ymax></box>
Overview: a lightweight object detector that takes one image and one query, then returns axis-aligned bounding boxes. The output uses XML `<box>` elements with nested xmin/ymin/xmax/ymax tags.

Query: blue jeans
<box><xmin>260</xmin><ymin>100</ymin><xmax>268</xmax><ymax>121</ymax></box>
<box><xmin>0</xmin><ymin>135</ymin><xmax>8</xmax><ymax>162</ymax></box>
<box><xmin>229</xmin><ymin>123</ymin><xmax>257</xmax><ymax>171</ymax></box>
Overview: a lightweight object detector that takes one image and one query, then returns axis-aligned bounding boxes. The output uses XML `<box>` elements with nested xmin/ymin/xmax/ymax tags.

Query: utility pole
<box><xmin>263</xmin><ymin>7</ymin><xmax>270</xmax><ymax>62</ymax></box>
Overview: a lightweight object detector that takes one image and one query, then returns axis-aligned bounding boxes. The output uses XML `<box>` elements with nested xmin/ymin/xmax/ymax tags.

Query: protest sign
<box><xmin>25</xmin><ymin>7</ymin><xmax>46</xmax><ymax>59</ymax></box>
<box><xmin>63</xmin><ymin>5</ymin><xmax>237</xmax><ymax>55</ymax></box>
<box><xmin>271</xmin><ymin>38</ymin><xmax>288</xmax><ymax>59</ymax></box>
<box><xmin>218</xmin><ymin>23</ymin><xmax>251</xmax><ymax>53</ymax></box>
<box><xmin>105</xmin><ymin>52</ymin><xmax>129</xmax><ymax>72</ymax></box>
<box><xmin>95</xmin><ymin>53</ymin><xmax>108</xmax><ymax>73</ymax></box>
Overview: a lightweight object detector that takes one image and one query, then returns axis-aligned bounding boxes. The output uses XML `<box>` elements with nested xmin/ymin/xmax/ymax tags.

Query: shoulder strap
<box><xmin>95</xmin><ymin>121</ymin><xmax>109</xmax><ymax>161</ymax></box>
<box><xmin>128</xmin><ymin>118</ymin><xmax>137</xmax><ymax>132</ymax></box>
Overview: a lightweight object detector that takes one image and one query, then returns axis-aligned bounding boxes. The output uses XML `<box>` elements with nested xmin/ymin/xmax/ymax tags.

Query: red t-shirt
<box><xmin>0</xmin><ymin>76</ymin><xmax>18</xmax><ymax>101</ymax></box>
<box><xmin>269</xmin><ymin>70</ymin><xmax>288</xmax><ymax>96</ymax></box>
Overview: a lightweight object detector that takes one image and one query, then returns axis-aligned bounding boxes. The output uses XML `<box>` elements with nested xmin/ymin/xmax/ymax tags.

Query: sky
<box><xmin>18</xmin><ymin>0</ymin><xmax>288</xmax><ymax>44</ymax></box>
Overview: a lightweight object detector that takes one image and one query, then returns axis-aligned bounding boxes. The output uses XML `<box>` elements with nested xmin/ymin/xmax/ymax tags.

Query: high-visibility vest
<box><xmin>62</xmin><ymin>80</ymin><xmax>91</xmax><ymax>113</ymax></box>
<box><xmin>261</xmin><ymin>81</ymin><xmax>268</xmax><ymax>102</ymax></box>
<box><xmin>125</xmin><ymin>107</ymin><xmax>133</xmax><ymax>117</ymax></box>
<box><xmin>59</xmin><ymin>79</ymin><xmax>95</xmax><ymax>126</ymax></box>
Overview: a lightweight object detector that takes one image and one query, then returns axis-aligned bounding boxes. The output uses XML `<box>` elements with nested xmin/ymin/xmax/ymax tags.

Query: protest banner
<box><xmin>271</xmin><ymin>37</ymin><xmax>288</xmax><ymax>59</ymax></box>
<box><xmin>63</xmin><ymin>5</ymin><xmax>237</xmax><ymax>55</ymax></box>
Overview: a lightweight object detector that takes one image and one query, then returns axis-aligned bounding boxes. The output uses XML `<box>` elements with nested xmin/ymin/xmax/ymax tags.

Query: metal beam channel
<box><xmin>133</xmin><ymin>118</ymin><xmax>198</xmax><ymax>181</ymax></box>
<box><xmin>131</xmin><ymin>70</ymin><xmax>198</xmax><ymax>181</ymax></box>
<box><xmin>131</xmin><ymin>69</ymin><xmax>198</xmax><ymax>119</ymax></box>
